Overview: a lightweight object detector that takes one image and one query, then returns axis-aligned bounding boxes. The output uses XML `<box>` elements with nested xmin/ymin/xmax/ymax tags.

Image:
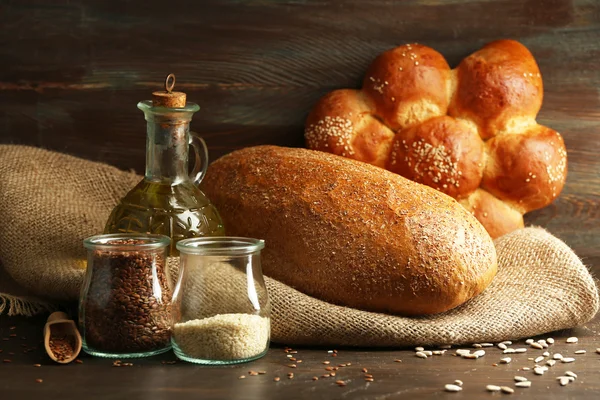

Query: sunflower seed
<box><xmin>501</xmin><ymin>386</ymin><xmax>515</xmax><ymax>394</ymax></box>
<box><xmin>445</xmin><ymin>384</ymin><xmax>462</xmax><ymax>392</ymax></box>
<box><xmin>531</xmin><ymin>343</ymin><xmax>544</xmax><ymax>350</ymax></box>
<box><xmin>525</xmin><ymin>339</ymin><xmax>534</xmax><ymax>345</ymax></box>
<box><xmin>415</xmin><ymin>352</ymin><xmax>428</xmax><ymax>359</ymax></box>
<box><xmin>566</xmin><ymin>337</ymin><xmax>578</xmax><ymax>344</ymax></box>
<box><xmin>558</xmin><ymin>377</ymin><xmax>571</xmax><ymax>386</ymax></box>
<box><xmin>415</xmin><ymin>346</ymin><xmax>425</xmax><ymax>352</ymax></box>
<box><xmin>565</xmin><ymin>371</ymin><xmax>577</xmax><ymax>379</ymax></box>
<box><xmin>561</xmin><ymin>358</ymin><xmax>576</xmax><ymax>363</ymax></box>
<box><xmin>500</xmin><ymin>357</ymin><xmax>512</xmax><ymax>364</ymax></box>
<box><xmin>454</xmin><ymin>380</ymin><xmax>463</xmax><ymax>387</ymax></box>
<box><xmin>574</xmin><ymin>350</ymin><xmax>586</xmax><ymax>354</ymax></box>
<box><xmin>547</xmin><ymin>338</ymin><xmax>555</xmax><ymax>344</ymax></box>
<box><xmin>486</xmin><ymin>385</ymin><xmax>501</xmax><ymax>392</ymax></box>
<box><xmin>514</xmin><ymin>376</ymin><xmax>528</xmax><ymax>382</ymax></box>
<box><xmin>534</xmin><ymin>356</ymin><xmax>545</xmax><ymax>363</ymax></box>
<box><xmin>516</xmin><ymin>381</ymin><xmax>532</xmax><ymax>388</ymax></box>
<box><xmin>498</xmin><ymin>343</ymin><xmax>508</xmax><ymax>350</ymax></box>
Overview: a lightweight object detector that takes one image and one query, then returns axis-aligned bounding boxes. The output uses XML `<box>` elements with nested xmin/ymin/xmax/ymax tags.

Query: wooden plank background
<box><xmin>1</xmin><ymin>0</ymin><xmax>599</xmax><ymax>265</ymax></box>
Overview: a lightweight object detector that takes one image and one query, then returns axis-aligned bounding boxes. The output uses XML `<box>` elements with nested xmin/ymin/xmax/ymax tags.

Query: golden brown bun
<box><xmin>305</xmin><ymin>39</ymin><xmax>567</xmax><ymax>238</ymax></box>
<box><xmin>202</xmin><ymin>146</ymin><xmax>498</xmax><ymax>316</ymax></box>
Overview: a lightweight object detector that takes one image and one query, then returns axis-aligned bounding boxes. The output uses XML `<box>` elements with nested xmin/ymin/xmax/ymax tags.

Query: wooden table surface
<box><xmin>1</xmin><ymin>0</ymin><xmax>599</xmax><ymax>399</ymax></box>
<box><xmin>1</xmin><ymin>314</ymin><xmax>599</xmax><ymax>399</ymax></box>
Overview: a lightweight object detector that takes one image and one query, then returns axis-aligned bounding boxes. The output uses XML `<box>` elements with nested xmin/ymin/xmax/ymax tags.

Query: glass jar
<box><xmin>104</xmin><ymin>85</ymin><xmax>225</xmax><ymax>256</ymax></box>
<box><xmin>79</xmin><ymin>233</ymin><xmax>173</xmax><ymax>358</ymax></box>
<box><xmin>171</xmin><ymin>237</ymin><xmax>270</xmax><ymax>364</ymax></box>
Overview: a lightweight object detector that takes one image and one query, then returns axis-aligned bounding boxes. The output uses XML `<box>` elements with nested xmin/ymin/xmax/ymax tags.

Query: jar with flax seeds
<box><xmin>79</xmin><ymin>233</ymin><xmax>172</xmax><ymax>358</ymax></box>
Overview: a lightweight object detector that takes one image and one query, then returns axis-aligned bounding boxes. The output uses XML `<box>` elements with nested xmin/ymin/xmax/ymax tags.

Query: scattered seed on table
<box><xmin>322</xmin><ymin>374</ymin><xmax>330</xmax><ymax>378</ymax></box>
<box><xmin>522</xmin><ymin>367</ymin><xmax>531</xmax><ymax>371</ymax></box>
<box><xmin>574</xmin><ymin>350</ymin><xmax>586</xmax><ymax>354</ymax></box>
<box><xmin>565</xmin><ymin>371</ymin><xmax>577</xmax><ymax>379</ymax></box>
<box><xmin>289</xmin><ymin>357</ymin><xmax>296</xmax><ymax>361</ymax></box>
<box><xmin>538</xmin><ymin>340</ymin><xmax>549</xmax><ymax>348</ymax></box>
<box><xmin>525</xmin><ymin>339</ymin><xmax>534</xmax><ymax>345</ymax></box>
<box><xmin>330</xmin><ymin>372</ymin><xmax>336</xmax><ymax>377</ymax></box>
<box><xmin>456</xmin><ymin>349</ymin><xmax>470</xmax><ymax>356</ymax></box>
<box><xmin>596</xmin><ymin>348</ymin><xmax>600</xmax><ymax>354</ymax></box>
<box><xmin>323</xmin><ymin>361</ymin><xmax>330</xmax><ymax>365</ymax></box>
<box><xmin>415</xmin><ymin>346</ymin><xmax>424</xmax><ymax>351</ymax></box>
<box><xmin>514</xmin><ymin>376</ymin><xmax>528</xmax><ymax>382</ymax></box>
<box><xmin>423</xmin><ymin>351</ymin><xmax>433</xmax><ymax>356</ymax></box>
<box><xmin>288</xmin><ymin>374</ymin><xmax>294</xmax><ymax>379</ymax></box>
<box><xmin>516</xmin><ymin>381</ymin><xmax>532</xmax><ymax>388</ymax></box>
<box><xmin>514</xmin><ymin>348</ymin><xmax>527</xmax><ymax>353</ymax></box>
<box><xmin>543</xmin><ymin>351</ymin><xmax>550</xmax><ymax>357</ymax></box>
<box><xmin>566</xmin><ymin>337</ymin><xmax>578</xmax><ymax>344</ymax></box>
<box><xmin>416</xmin><ymin>352</ymin><xmax>428</xmax><ymax>359</ymax></box>
<box><xmin>365</xmin><ymin>374</ymin><xmax>373</xmax><ymax>378</ymax></box>
<box><xmin>75</xmin><ymin>359</ymin><xmax>83</xmax><ymax>364</ymax></box>
<box><xmin>501</xmin><ymin>341</ymin><xmax>512</xmax><ymax>346</ymax></box>
<box><xmin>535</xmin><ymin>356</ymin><xmax>545</xmax><ymax>363</ymax></box>
<box><xmin>312</xmin><ymin>376</ymin><xmax>318</xmax><ymax>381</ymax></box>
<box><xmin>444</xmin><ymin>384</ymin><xmax>462</xmax><ymax>392</ymax></box>
<box><xmin>454</xmin><ymin>380</ymin><xmax>463</xmax><ymax>387</ymax></box>
<box><xmin>432</xmin><ymin>350</ymin><xmax>445</xmax><ymax>355</ymax></box>
<box><xmin>498</xmin><ymin>343</ymin><xmax>508</xmax><ymax>350</ymax></box>
<box><xmin>346</xmin><ymin>363</ymin><xmax>352</xmax><ymax>366</ymax></box>
<box><xmin>35</xmin><ymin>379</ymin><xmax>42</xmax><ymax>383</ymax></box>
<box><xmin>286</xmin><ymin>354</ymin><xmax>293</xmax><ymax>358</ymax></box>
<box><xmin>249</xmin><ymin>371</ymin><xmax>259</xmax><ymax>376</ymax></box>
<box><xmin>394</xmin><ymin>359</ymin><xmax>402</xmax><ymax>363</ymax></box>
<box><xmin>559</xmin><ymin>377</ymin><xmax>571</xmax><ymax>386</ymax></box>
<box><xmin>9</xmin><ymin>334</ymin><xmax>16</xmax><ymax>338</ymax></box>
<box><xmin>487</xmin><ymin>385</ymin><xmax>501</xmax><ymax>392</ymax></box>
<box><xmin>531</xmin><ymin>343</ymin><xmax>544</xmax><ymax>350</ymax></box>
<box><xmin>546</xmin><ymin>360</ymin><xmax>556</xmax><ymax>367</ymax></box>
<box><xmin>239</xmin><ymin>375</ymin><xmax>246</xmax><ymax>379</ymax></box>
<box><xmin>503</xmin><ymin>349</ymin><xmax>516</xmax><ymax>354</ymax></box>
<box><xmin>501</xmin><ymin>386</ymin><xmax>514</xmax><ymax>394</ymax></box>
<box><xmin>361</xmin><ymin>368</ymin><xmax>368</xmax><ymax>373</ymax></box>
<box><xmin>473</xmin><ymin>350</ymin><xmax>486</xmax><ymax>358</ymax></box>
<box><xmin>547</xmin><ymin>338</ymin><xmax>555</xmax><ymax>344</ymax></box>
<box><xmin>534</xmin><ymin>367</ymin><xmax>545</xmax><ymax>375</ymax></box>
<box><xmin>500</xmin><ymin>357</ymin><xmax>512</xmax><ymax>364</ymax></box>
<box><xmin>481</xmin><ymin>343</ymin><xmax>494</xmax><ymax>347</ymax></box>
<box><xmin>287</xmin><ymin>364</ymin><xmax>297</xmax><ymax>368</ymax></box>
<box><xmin>463</xmin><ymin>354</ymin><xmax>479</xmax><ymax>359</ymax></box>
<box><xmin>33</xmin><ymin>364</ymin><xmax>41</xmax><ymax>367</ymax></box>
<box><xmin>473</xmin><ymin>343</ymin><xmax>483</xmax><ymax>348</ymax></box>
<box><xmin>440</xmin><ymin>345</ymin><xmax>452</xmax><ymax>349</ymax></box>
<box><xmin>325</xmin><ymin>367</ymin><xmax>333</xmax><ymax>371</ymax></box>
<box><xmin>335</xmin><ymin>380</ymin><xmax>346</xmax><ymax>386</ymax></box>
<box><xmin>365</xmin><ymin>377</ymin><xmax>374</xmax><ymax>382</ymax></box>
<box><xmin>553</xmin><ymin>353</ymin><xmax>563</xmax><ymax>360</ymax></box>
<box><xmin>272</xmin><ymin>376</ymin><xmax>280</xmax><ymax>382</ymax></box>
<box><xmin>3</xmin><ymin>359</ymin><xmax>11</xmax><ymax>363</ymax></box>
<box><xmin>9</xmin><ymin>327</ymin><xmax>16</xmax><ymax>330</ymax></box>
<box><xmin>561</xmin><ymin>358</ymin><xmax>576</xmax><ymax>363</ymax></box>
<box><xmin>258</xmin><ymin>371</ymin><xmax>266</xmax><ymax>375</ymax></box>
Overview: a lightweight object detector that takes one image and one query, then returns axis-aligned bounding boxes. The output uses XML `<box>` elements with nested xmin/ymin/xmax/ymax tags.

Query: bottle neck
<box><xmin>145</xmin><ymin>120</ymin><xmax>190</xmax><ymax>184</ymax></box>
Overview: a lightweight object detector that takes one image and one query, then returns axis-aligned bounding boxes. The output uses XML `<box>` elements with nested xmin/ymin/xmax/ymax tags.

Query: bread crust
<box><xmin>202</xmin><ymin>145</ymin><xmax>498</xmax><ymax>316</ymax></box>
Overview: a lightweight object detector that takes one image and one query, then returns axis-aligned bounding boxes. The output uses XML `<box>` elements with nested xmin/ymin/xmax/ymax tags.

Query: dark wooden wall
<box><xmin>1</xmin><ymin>0</ymin><xmax>599</xmax><ymax>264</ymax></box>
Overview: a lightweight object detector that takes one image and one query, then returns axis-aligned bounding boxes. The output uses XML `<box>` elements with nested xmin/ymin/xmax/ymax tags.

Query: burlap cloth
<box><xmin>0</xmin><ymin>144</ymin><xmax>598</xmax><ymax>346</ymax></box>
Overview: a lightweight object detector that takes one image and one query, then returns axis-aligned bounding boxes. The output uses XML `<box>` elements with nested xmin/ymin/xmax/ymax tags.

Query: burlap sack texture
<box><xmin>0</xmin><ymin>144</ymin><xmax>598</xmax><ymax>346</ymax></box>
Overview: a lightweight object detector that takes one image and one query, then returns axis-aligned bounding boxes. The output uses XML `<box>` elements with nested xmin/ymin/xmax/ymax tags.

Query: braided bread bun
<box><xmin>305</xmin><ymin>40</ymin><xmax>567</xmax><ymax>238</ymax></box>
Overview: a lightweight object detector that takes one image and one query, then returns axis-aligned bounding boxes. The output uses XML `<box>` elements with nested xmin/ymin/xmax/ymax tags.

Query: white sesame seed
<box><xmin>454</xmin><ymin>380</ymin><xmax>463</xmax><ymax>387</ymax></box>
<box><xmin>559</xmin><ymin>377</ymin><xmax>571</xmax><ymax>386</ymax></box>
<box><xmin>473</xmin><ymin>350</ymin><xmax>486</xmax><ymax>358</ymax></box>
<box><xmin>565</xmin><ymin>371</ymin><xmax>577</xmax><ymax>379</ymax></box>
<box><xmin>596</xmin><ymin>348</ymin><xmax>600</xmax><ymax>354</ymax></box>
<box><xmin>423</xmin><ymin>351</ymin><xmax>433</xmax><ymax>356</ymax></box>
<box><xmin>498</xmin><ymin>343</ymin><xmax>508</xmax><ymax>350</ymax></box>
<box><xmin>500</xmin><ymin>357</ymin><xmax>512</xmax><ymax>364</ymax></box>
<box><xmin>415</xmin><ymin>352</ymin><xmax>428</xmax><ymax>359</ymax></box>
<box><xmin>553</xmin><ymin>353</ymin><xmax>563</xmax><ymax>360</ymax></box>
<box><xmin>439</xmin><ymin>345</ymin><xmax>452</xmax><ymax>349</ymax></box>
<box><xmin>480</xmin><ymin>343</ymin><xmax>494</xmax><ymax>347</ymax></box>
<box><xmin>445</xmin><ymin>384</ymin><xmax>462</xmax><ymax>392</ymax></box>
<box><xmin>503</xmin><ymin>348</ymin><xmax>516</xmax><ymax>354</ymax></box>
<box><xmin>531</xmin><ymin>343</ymin><xmax>544</xmax><ymax>350</ymax></box>
<box><xmin>538</xmin><ymin>340</ymin><xmax>549</xmax><ymax>348</ymax></box>
<box><xmin>463</xmin><ymin>354</ymin><xmax>479</xmax><ymax>359</ymax></box>
<box><xmin>502</xmin><ymin>340</ymin><xmax>513</xmax><ymax>346</ymax></box>
<box><xmin>574</xmin><ymin>350</ymin><xmax>586</xmax><ymax>354</ymax></box>
<box><xmin>415</xmin><ymin>347</ymin><xmax>424</xmax><ymax>352</ymax></box>
<box><xmin>543</xmin><ymin>351</ymin><xmax>550</xmax><ymax>357</ymax></box>
<box><xmin>561</xmin><ymin>358</ymin><xmax>576</xmax><ymax>363</ymax></box>
<box><xmin>486</xmin><ymin>385</ymin><xmax>501</xmax><ymax>392</ymax></box>
<box><xmin>516</xmin><ymin>381</ymin><xmax>532</xmax><ymax>388</ymax></box>
<box><xmin>525</xmin><ymin>339</ymin><xmax>534</xmax><ymax>345</ymax></box>
<box><xmin>514</xmin><ymin>348</ymin><xmax>527</xmax><ymax>353</ymax></box>
<box><xmin>522</xmin><ymin>367</ymin><xmax>531</xmax><ymax>371</ymax></box>
<box><xmin>514</xmin><ymin>376</ymin><xmax>528</xmax><ymax>382</ymax></box>
<box><xmin>534</xmin><ymin>356</ymin><xmax>545</xmax><ymax>363</ymax></box>
<box><xmin>456</xmin><ymin>349</ymin><xmax>470</xmax><ymax>356</ymax></box>
<box><xmin>472</xmin><ymin>344</ymin><xmax>483</xmax><ymax>348</ymax></box>
<box><xmin>566</xmin><ymin>337</ymin><xmax>578</xmax><ymax>344</ymax></box>
<box><xmin>501</xmin><ymin>386</ymin><xmax>515</xmax><ymax>394</ymax></box>
<box><xmin>534</xmin><ymin>367</ymin><xmax>545</xmax><ymax>375</ymax></box>
<box><xmin>546</xmin><ymin>360</ymin><xmax>556</xmax><ymax>367</ymax></box>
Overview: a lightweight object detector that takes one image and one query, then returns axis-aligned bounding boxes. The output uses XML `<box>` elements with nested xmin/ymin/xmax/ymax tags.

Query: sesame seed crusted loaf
<box><xmin>201</xmin><ymin>145</ymin><xmax>497</xmax><ymax>316</ymax></box>
<box><xmin>305</xmin><ymin>40</ymin><xmax>567</xmax><ymax>239</ymax></box>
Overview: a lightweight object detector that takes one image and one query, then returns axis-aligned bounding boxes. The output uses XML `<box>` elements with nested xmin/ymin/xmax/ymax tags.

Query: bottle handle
<box><xmin>189</xmin><ymin>132</ymin><xmax>209</xmax><ymax>186</ymax></box>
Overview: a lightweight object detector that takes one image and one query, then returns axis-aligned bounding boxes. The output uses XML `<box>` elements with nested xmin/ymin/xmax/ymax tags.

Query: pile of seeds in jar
<box><xmin>83</xmin><ymin>239</ymin><xmax>172</xmax><ymax>353</ymax></box>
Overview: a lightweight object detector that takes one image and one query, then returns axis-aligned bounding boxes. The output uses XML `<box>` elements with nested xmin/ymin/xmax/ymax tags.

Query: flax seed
<box><xmin>322</xmin><ymin>374</ymin><xmax>330</xmax><ymax>378</ymax></box>
<box><xmin>273</xmin><ymin>377</ymin><xmax>280</xmax><ymax>382</ymax></box>
<box><xmin>35</xmin><ymin>379</ymin><xmax>43</xmax><ymax>383</ymax></box>
<box><xmin>3</xmin><ymin>359</ymin><xmax>11</xmax><ymax>363</ymax></box>
<box><xmin>287</xmin><ymin>364</ymin><xmax>297</xmax><ymax>368</ymax></box>
<box><xmin>362</xmin><ymin>368</ymin><xmax>368</xmax><ymax>373</ymax></box>
<box><xmin>323</xmin><ymin>361</ymin><xmax>330</xmax><ymax>365</ymax></box>
<box><xmin>312</xmin><ymin>376</ymin><xmax>318</xmax><ymax>381</ymax></box>
<box><xmin>365</xmin><ymin>377</ymin><xmax>374</xmax><ymax>382</ymax></box>
<box><xmin>239</xmin><ymin>375</ymin><xmax>246</xmax><ymax>379</ymax></box>
<box><xmin>336</xmin><ymin>380</ymin><xmax>346</xmax><ymax>386</ymax></box>
<box><xmin>498</xmin><ymin>343</ymin><xmax>508</xmax><ymax>350</ymax></box>
<box><xmin>33</xmin><ymin>364</ymin><xmax>41</xmax><ymax>367</ymax></box>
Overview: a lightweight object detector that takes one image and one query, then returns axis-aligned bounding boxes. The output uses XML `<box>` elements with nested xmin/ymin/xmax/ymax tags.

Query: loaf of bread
<box><xmin>201</xmin><ymin>146</ymin><xmax>497</xmax><ymax>316</ymax></box>
<box><xmin>305</xmin><ymin>40</ymin><xmax>567</xmax><ymax>238</ymax></box>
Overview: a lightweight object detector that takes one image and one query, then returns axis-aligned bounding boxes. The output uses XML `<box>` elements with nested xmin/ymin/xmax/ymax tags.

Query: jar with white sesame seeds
<box><xmin>171</xmin><ymin>237</ymin><xmax>271</xmax><ymax>364</ymax></box>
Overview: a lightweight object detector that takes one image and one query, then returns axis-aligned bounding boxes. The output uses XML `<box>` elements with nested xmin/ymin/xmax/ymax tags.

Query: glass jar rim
<box><xmin>177</xmin><ymin>236</ymin><xmax>265</xmax><ymax>256</ymax></box>
<box><xmin>83</xmin><ymin>233</ymin><xmax>171</xmax><ymax>251</ymax></box>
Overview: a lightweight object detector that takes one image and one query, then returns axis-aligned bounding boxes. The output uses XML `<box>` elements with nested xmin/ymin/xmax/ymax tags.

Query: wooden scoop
<box><xmin>43</xmin><ymin>311</ymin><xmax>82</xmax><ymax>364</ymax></box>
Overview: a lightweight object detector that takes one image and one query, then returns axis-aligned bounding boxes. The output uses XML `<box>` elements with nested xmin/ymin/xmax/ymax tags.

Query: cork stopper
<box><xmin>152</xmin><ymin>73</ymin><xmax>186</xmax><ymax>108</ymax></box>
